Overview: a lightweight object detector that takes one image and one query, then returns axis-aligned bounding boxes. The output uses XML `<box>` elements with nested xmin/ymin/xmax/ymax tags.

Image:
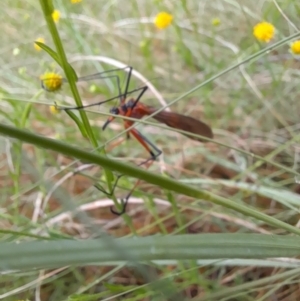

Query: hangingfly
<box><xmin>42</xmin><ymin>66</ymin><xmax>213</xmax><ymax>215</ymax></box>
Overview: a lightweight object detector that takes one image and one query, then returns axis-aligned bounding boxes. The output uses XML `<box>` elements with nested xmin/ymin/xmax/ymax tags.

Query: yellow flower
<box><xmin>253</xmin><ymin>22</ymin><xmax>275</xmax><ymax>43</ymax></box>
<box><xmin>154</xmin><ymin>12</ymin><xmax>173</xmax><ymax>30</ymax></box>
<box><xmin>40</xmin><ymin>72</ymin><xmax>63</xmax><ymax>92</ymax></box>
<box><xmin>34</xmin><ymin>37</ymin><xmax>45</xmax><ymax>51</ymax></box>
<box><xmin>290</xmin><ymin>40</ymin><xmax>300</xmax><ymax>55</ymax></box>
<box><xmin>71</xmin><ymin>0</ymin><xmax>82</xmax><ymax>3</ymax></box>
<box><xmin>49</xmin><ymin>105</ymin><xmax>60</xmax><ymax>114</ymax></box>
<box><xmin>52</xmin><ymin>9</ymin><xmax>61</xmax><ymax>23</ymax></box>
<box><xmin>211</xmin><ymin>18</ymin><xmax>221</xmax><ymax>26</ymax></box>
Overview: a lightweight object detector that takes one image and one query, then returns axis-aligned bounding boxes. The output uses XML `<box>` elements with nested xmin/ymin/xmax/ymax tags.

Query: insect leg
<box><xmin>110</xmin><ymin>127</ymin><xmax>162</xmax><ymax>215</ymax></box>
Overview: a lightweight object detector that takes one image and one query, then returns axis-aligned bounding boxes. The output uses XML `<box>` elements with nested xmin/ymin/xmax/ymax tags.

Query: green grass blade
<box><xmin>1</xmin><ymin>122</ymin><xmax>300</xmax><ymax>236</ymax></box>
<box><xmin>65</xmin><ymin>110</ymin><xmax>87</xmax><ymax>138</ymax></box>
<box><xmin>1</xmin><ymin>234</ymin><xmax>300</xmax><ymax>271</ymax></box>
<box><xmin>34</xmin><ymin>41</ymin><xmax>61</xmax><ymax>65</ymax></box>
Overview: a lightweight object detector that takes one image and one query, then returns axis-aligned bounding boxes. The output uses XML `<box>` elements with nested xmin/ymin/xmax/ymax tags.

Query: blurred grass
<box><xmin>1</xmin><ymin>0</ymin><xmax>300</xmax><ymax>300</ymax></box>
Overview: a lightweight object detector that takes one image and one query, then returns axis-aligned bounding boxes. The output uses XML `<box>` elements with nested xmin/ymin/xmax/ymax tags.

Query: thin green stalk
<box><xmin>38</xmin><ymin>1</ymin><xmax>94</xmax><ymax>143</ymax></box>
<box><xmin>38</xmin><ymin>0</ymin><xmax>120</xmax><ymax>214</ymax></box>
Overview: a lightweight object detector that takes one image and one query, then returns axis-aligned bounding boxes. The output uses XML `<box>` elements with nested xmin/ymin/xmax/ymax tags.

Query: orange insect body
<box><xmin>104</xmin><ymin>98</ymin><xmax>213</xmax><ymax>143</ymax></box>
<box><xmin>102</xmin><ymin>98</ymin><xmax>213</xmax><ymax>163</ymax></box>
